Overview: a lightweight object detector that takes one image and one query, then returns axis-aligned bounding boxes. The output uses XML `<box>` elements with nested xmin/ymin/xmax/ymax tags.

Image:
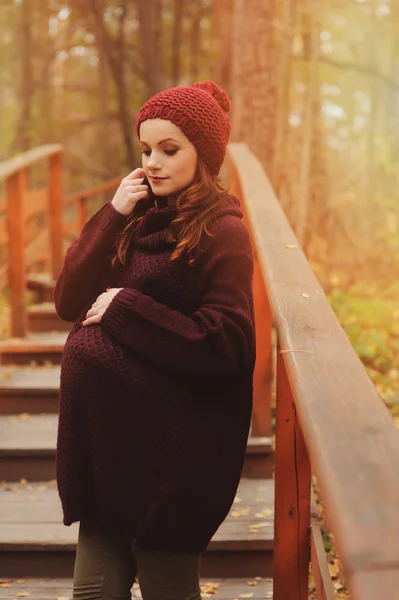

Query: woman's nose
<box><xmin>147</xmin><ymin>154</ymin><xmax>161</xmax><ymax>170</ymax></box>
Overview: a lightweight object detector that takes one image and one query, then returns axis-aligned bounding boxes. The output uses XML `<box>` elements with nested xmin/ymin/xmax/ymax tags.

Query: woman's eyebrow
<box><xmin>140</xmin><ymin>137</ymin><xmax>180</xmax><ymax>146</ymax></box>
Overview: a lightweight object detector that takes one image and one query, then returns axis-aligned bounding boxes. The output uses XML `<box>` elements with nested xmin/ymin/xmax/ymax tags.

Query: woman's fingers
<box><xmin>81</xmin><ymin>314</ymin><xmax>101</xmax><ymax>326</ymax></box>
<box><xmin>125</xmin><ymin>168</ymin><xmax>145</xmax><ymax>181</ymax></box>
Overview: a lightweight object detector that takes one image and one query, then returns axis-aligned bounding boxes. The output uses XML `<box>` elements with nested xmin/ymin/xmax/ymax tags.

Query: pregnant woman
<box><xmin>55</xmin><ymin>80</ymin><xmax>256</xmax><ymax>600</ymax></box>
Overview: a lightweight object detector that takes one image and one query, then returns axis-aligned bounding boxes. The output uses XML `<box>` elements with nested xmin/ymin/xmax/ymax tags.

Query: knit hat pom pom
<box><xmin>190</xmin><ymin>80</ymin><xmax>231</xmax><ymax>113</ymax></box>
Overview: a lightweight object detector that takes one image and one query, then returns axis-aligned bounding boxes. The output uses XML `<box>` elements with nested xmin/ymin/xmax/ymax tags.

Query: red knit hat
<box><xmin>136</xmin><ymin>80</ymin><xmax>231</xmax><ymax>177</ymax></box>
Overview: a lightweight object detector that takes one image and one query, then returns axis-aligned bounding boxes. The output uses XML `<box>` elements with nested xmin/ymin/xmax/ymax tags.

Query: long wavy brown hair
<box><xmin>112</xmin><ymin>155</ymin><xmax>229</xmax><ymax>268</ymax></box>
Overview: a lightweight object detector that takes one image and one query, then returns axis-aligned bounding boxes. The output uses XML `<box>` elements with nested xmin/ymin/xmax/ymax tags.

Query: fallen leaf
<box><xmin>16</xmin><ymin>580</ymin><xmax>25</xmax><ymax>584</ymax></box>
<box><xmin>56</xmin><ymin>596</ymin><xmax>70</xmax><ymax>600</ymax></box>
<box><xmin>231</xmin><ymin>508</ymin><xmax>250</xmax><ymax>518</ymax></box>
<box><xmin>20</xmin><ymin>478</ymin><xmax>27</xmax><ymax>485</ymax></box>
<box><xmin>233</xmin><ymin>496</ymin><xmax>242</xmax><ymax>504</ymax></box>
<box><xmin>247</xmin><ymin>580</ymin><xmax>258</xmax><ymax>586</ymax></box>
<box><xmin>20</xmin><ymin>413</ymin><xmax>30</xmax><ymax>420</ymax></box>
<box><xmin>285</xmin><ymin>244</ymin><xmax>299</xmax><ymax>249</ymax></box>
<box><xmin>0</xmin><ymin>583</ymin><xmax>12</xmax><ymax>588</ymax></box>
<box><xmin>301</xmin><ymin>292</ymin><xmax>310</xmax><ymax>298</ymax></box>
<box><xmin>240</xmin><ymin>594</ymin><xmax>254</xmax><ymax>598</ymax></box>
<box><xmin>200</xmin><ymin>582</ymin><xmax>220</xmax><ymax>595</ymax></box>
<box><xmin>16</xmin><ymin>593</ymin><xmax>29</xmax><ymax>597</ymax></box>
<box><xmin>249</xmin><ymin>522</ymin><xmax>270</xmax><ymax>533</ymax></box>
<box><xmin>255</xmin><ymin>509</ymin><xmax>273</xmax><ymax>518</ymax></box>
<box><xmin>265</xmin><ymin>593</ymin><xmax>273</xmax><ymax>599</ymax></box>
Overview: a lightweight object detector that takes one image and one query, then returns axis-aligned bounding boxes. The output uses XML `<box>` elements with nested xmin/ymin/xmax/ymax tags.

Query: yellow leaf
<box><xmin>328</xmin><ymin>560</ymin><xmax>340</xmax><ymax>578</ymax></box>
<box><xmin>20</xmin><ymin>478</ymin><xmax>27</xmax><ymax>485</ymax></box>
<box><xmin>240</xmin><ymin>594</ymin><xmax>254</xmax><ymax>598</ymax></box>
<box><xmin>20</xmin><ymin>413</ymin><xmax>30</xmax><ymax>420</ymax></box>
<box><xmin>231</xmin><ymin>508</ymin><xmax>250</xmax><ymax>518</ymax></box>
<box><xmin>255</xmin><ymin>509</ymin><xmax>273</xmax><ymax>518</ymax></box>
<box><xmin>1</xmin><ymin>583</ymin><xmax>12</xmax><ymax>588</ymax></box>
<box><xmin>247</xmin><ymin>580</ymin><xmax>258</xmax><ymax>586</ymax></box>
<box><xmin>285</xmin><ymin>244</ymin><xmax>299</xmax><ymax>249</ymax></box>
<box><xmin>16</xmin><ymin>593</ymin><xmax>29</xmax><ymax>597</ymax></box>
<box><xmin>249</xmin><ymin>522</ymin><xmax>269</xmax><ymax>530</ymax></box>
<box><xmin>200</xmin><ymin>582</ymin><xmax>220</xmax><ymax>595</ymax></box>
<box><xmin>16</xmin><ymin>580</ymin><xmax>25</xmax><ymax>584</ymax></box>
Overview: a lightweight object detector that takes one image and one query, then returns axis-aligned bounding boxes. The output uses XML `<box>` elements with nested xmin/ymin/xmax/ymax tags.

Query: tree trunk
<box><xmin>212</xmin><ymin>0</ymin><xmax>234</xmax><ymax>95</ymax></box>
<box><xmin>273</xmin><ymin>0</ymin><xmax>297</xmax><ymax>194</ymax></box>
<box><xmin>89</xmin><ymin>1</ymin><xmax>136</xmax><ymax>168</ymax></box>
<box><xmin>230</xmin><ymin>0</ymin><xmax>278</xmax><ymax>174</ymax></box>
<box><xmin>137</xmin><ymin>0</ymin><xmax>162</xmax><ymax>95</ymax></box>
<box><xmin>296</xmin><ymin>1</ymin><xmax>320</xmax><ymax>246</ymax></box>
<box><xmin>189</xmin><ymin>1</ymin><xmax>203</xmax><ymax>82</ymax></box>
<box><xmin>171</xmin><ymin>0</ymin><xmax>184</xmax><ymax>86</ymax></box>
<box><xmin>16</xmin><ymin>0</ymin><xmax>33</xmax><ymax>151</ymax></box>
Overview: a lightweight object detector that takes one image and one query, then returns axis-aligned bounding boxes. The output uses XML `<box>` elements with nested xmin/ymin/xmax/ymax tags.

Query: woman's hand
<box><xmin>81</xmin><ymin>288</ymin><xmax>124</xmax><ymax>326</ymax></box>
<box><xmin>112</xmin><ymin>167</ymin><xmax>149</xmax><ymax>216</ymax></box>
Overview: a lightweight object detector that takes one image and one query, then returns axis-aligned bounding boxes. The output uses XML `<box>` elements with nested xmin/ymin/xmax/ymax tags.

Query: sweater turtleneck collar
<box><xmin>134</xmin><ymin>197</ymin><xmax>178</xmax><ymax>251</ymax></box>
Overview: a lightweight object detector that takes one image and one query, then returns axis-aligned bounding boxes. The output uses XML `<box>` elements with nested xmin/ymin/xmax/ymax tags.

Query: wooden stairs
<box><xmin>0</xmin><ymin>274</ymin><xmax>277</xmax><ymax>596</ymax></box>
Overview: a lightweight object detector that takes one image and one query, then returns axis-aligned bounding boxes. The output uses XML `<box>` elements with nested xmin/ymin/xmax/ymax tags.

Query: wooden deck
<box><xmin>0</xmin><ymin>577</ymin><xmax>274</xmax><ymax>599</ymax></box>
<box><xmin>0</xmin><ymin>478</ymin><xmax>274</xmax><ymax>578</ymax></box>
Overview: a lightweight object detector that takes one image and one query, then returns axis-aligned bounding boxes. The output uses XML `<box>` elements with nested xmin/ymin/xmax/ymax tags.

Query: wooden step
<box><xmin>0</xmin><ymin>366</ymin><xmax>60</xmax><ymax>414</ymax></box>
<box><xmin>0</xmin><ymin>577</ymin><xmax>274</xmax><ymax>599</ymax></box>
<box><xmin>244</xmin><ymin>437</ymin><xmax>274</xmax><ymax>478</ymax></box>
<box><xmin>0</xmin><ymin>415</ymin><xmax>273</xmax><ymax>482</ymax></box>
<box><xmin>0</xmin><ymin>415</ymin><xmax>57</xmax><ymax>480</ymax></box>
<box><xmin>0</xmin><ymin>332</ymin><xmax>67</xmax><ymax>366</ymax></box>
<box><xmin>0</xmin><ymin>478</ymin><xmax>274</xmax><ymax>578</ymax></box>
<box><xmin>26</xmin><ymin>274</ymin><xmax>56</xmax><ymax>304</ymax></box>
<box><xmin>27</xmin><ymin>303</ymin><xmax>71</xmax><ymax>333</ymax></box>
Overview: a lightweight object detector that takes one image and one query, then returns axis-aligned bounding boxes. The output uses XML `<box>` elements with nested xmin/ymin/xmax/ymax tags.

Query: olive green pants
<box><xmin>72</xmin><ymin>521</ymin><xmax>202</xmax><ymax>600</ymax></box>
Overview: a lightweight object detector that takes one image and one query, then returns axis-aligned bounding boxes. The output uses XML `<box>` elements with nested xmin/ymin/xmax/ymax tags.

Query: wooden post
<box><xmin>273</xmin><ymin>345</ymin><xmax>311</xmax><ymax>600</ymax></box>
<box><xmin>48</xmin><ymin>152</ymin><xmax>63</xmax><ymax>279</ymax></box>
<box><xmin>251</xmin><ymin>255</ymin><xmax>273</xmax><ymax>436</ymax></box>
<box><xmin>6</xmin><ymin>171</ymin><xmax>27</xmax><ymax>338</ymax></box>
<box><xmin>230</xmin><ymin>165</ymin><xmax>273</xmax><ymax>437</ymax></box>
<box><xmin>77</xmin><ymin>196</ymin><xmax>86</xmax><ymax>231</ymax></box>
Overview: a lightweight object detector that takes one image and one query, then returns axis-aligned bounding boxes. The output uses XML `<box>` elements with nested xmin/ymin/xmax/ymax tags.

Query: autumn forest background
<box><xmin>1</xmin><ymin>1</ymin><xmax>399</xmax><ymax>407</ymax></box>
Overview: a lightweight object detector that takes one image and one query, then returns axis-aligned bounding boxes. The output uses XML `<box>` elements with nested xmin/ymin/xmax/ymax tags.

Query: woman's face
<box><xmin>139</xmin><ymin>119</ymin><xmax>198</xmax><ymax>201</ymax></box>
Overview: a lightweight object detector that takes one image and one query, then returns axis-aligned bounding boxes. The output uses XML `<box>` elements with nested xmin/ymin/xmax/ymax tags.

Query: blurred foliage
<box><xmin>329</xmin><ymin>281</ymin><xmax>399</xmax><ymax>412</ymax></box>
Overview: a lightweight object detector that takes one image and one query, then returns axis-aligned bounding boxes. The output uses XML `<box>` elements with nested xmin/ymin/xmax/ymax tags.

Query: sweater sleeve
<box><xmin>54</xmin><ymin>202</ymin><xmax>128</xmax><ymax>322</ymax></box>
<box><xmin>100</xmin><ymin>217</ymin><xmax>256</xmax><ymax>378</ymax></box>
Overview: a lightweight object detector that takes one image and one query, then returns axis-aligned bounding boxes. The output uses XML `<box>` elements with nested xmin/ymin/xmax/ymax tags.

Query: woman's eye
<box><xmin>164</xmin><ymin>148</ymin><xmax>178</xmax><ymax>156</ymax></box>
<box><xmin>141</xmin><ymin>150</ymin><xmax>151</xmax><ymax>156</ymax></box>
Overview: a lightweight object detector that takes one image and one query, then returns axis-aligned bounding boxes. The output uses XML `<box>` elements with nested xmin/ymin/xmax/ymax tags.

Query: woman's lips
<box><xmin>150</xmin><ymin>176</ymin><xmax>168</xmax><ymax>183</ymax></box>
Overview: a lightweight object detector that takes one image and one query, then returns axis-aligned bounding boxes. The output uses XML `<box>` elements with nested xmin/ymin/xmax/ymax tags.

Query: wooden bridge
<box><xmin>1</xmin><ymin>144</ymin><xmax>399</xmax><ymax>599</ymax></box>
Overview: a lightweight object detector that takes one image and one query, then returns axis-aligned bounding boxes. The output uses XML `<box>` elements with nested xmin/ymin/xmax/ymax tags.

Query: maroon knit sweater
<box><xmin>54</xmin><ymin>194</ymin><xmax>255</xmax><ymax>552</ymax></box>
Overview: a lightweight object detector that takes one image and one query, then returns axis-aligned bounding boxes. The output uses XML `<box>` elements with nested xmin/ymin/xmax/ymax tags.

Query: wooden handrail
<box><xmin>0</xmin><ymin>145</ymin><xmax>63</xmax><ymax>337</ymax></box>
<box><xmin>227</xmin><ymin>142</ymin><xmax>399</xmax><ymax>599</ymax></box>
<box><xmin>0</xmin><ymin>144</ymin><xmax>63</xmax><ymax>181</ymax></box>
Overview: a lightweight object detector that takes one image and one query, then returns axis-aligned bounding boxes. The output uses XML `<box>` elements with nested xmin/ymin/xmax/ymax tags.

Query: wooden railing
<box><xmin>228</xmin><ymin>142</ymin><xmax>399</xmax><ymax>600</ymax></box>
<box><xmin>0</xmin><ymin>145</ymin><xmax>63</xmax><ymax>337</ymax></box>
<box><xmin>0</xmin><ymin>145</ymin><xmax>122</xmax><ymax>338</ymax></box>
